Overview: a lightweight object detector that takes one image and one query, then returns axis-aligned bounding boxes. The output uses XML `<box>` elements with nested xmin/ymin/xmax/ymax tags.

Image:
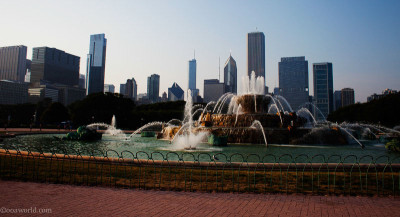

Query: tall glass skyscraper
<box><xmin>278</xmin><ymin>56</ymin><xmax>309</xmax><ymax>111</ymax></box>
<box><xmin>147</xmin><ymin>74</ymin><xmax>160</xmax><ymax>103</ymax></box>
<box><xmin>0</xmin><ymin>45</ymin><xmax>27</xmax><ymax>82</ymax></box>
<box><xmin>188</xmin><ymin>58</ymin><xmax>199</xmax><ymax>101</ymax></box>
<box><xmin>224</xmin><ymin>54</ymin><xmax>237</xmax><ymax>94</ymax></box>
<box><xmin>86</xmin><ymin>34</ymin><xmax>107</xmax><ymax>95</ymax></box>
<box><xmin>247</xmin><ymin>32</ymin><xmax>265</xmax><ymax>79</ymax></box>
<box><xmin>313</xmin><ymin>62</ymin><xmax>333</xmax><ymax>121</ymax></box>
<box><xmin>188</xmin><ymin>59</ymin><xmax>196</xmax><ymax>90</ymax></box>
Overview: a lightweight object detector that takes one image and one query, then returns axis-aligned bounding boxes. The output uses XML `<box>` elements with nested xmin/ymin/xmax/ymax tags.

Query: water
<box><xmin>2</xmin><ymin>134</ymin><xmax>398</xmax><ymax>163</ymax></box>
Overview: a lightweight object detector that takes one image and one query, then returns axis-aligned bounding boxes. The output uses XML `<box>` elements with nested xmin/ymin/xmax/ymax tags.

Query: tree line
<box><xmin>328</xmin><ymin>92</ymin><xmax>400</xmax><ymax>128</ymax></box>
<box><xmin>0</xmin><ymin>93</ymin><xmax>185</xmax><ymax>130</ymax></box>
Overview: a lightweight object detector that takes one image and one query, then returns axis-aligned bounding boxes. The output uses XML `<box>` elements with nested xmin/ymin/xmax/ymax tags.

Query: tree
<box><xmin>69</xmin><ymin>92</ymin><xmax>136</xmax><ymax>128</ymax></box>
<box><xmin>40</xmin><ymin>102</ymin><xmax>70</xmax><ymax>124</ymax></box>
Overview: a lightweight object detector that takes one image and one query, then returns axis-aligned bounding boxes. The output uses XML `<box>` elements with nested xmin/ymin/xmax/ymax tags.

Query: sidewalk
<box><xmin>0</xmin><ymin>180</ymin><xmax>399</xmax><ymax>217</ymax></box>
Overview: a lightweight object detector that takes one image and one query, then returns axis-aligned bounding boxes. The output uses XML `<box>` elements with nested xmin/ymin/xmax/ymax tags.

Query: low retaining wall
<box><xmin>1</xmin><ymin>148</ymin><xmax>400</xmax><ymax>196</ymax></box>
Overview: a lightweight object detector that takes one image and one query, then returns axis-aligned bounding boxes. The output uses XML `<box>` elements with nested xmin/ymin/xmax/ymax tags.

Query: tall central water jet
<box><xmin>171</xmin><ymin>90</ymin><xmax>209</xmax><ymax>150</ymax></box>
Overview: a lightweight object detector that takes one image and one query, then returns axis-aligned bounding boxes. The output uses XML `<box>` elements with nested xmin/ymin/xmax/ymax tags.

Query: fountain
<box><xmin>152</xmin><ymin>71</ymin><xmax>400</xmax><ymax>149</ymax></box>
<box><xmin>158</xmin><ymin>72</ymin><xmax>320</xmax><ymax>146</ymax></box>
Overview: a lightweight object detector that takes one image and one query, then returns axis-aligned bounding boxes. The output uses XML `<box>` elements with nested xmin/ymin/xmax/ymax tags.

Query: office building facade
<box><xmin>334</xmin><ymin>90</ymin><xmax>342</xmax><ymax>111</ymax></box>
<box><xmin>341</xmin><ymin>88</ymin><xmax>355</xmax><ymax>107</ymax></box>
<box><xmin>104</xmin><ymin>84</ymin><xmax>115</xmax><ymax>93</ymax></box>
<box><xmin>120</xmin><ymin>84</ymin><xmax>126</xmax><ymax>95</ymax></box>
<box><xmin>30</xmin><ymin>47</ymin><xmax>80</xmax><ymax>87</ymax></box>
<box><xmin>28</xmin><ymin>85</ymin><xmax>59</xmax><ymax>104</ymax></box>
<box><xmin>313</xmin><ymin>62</ymin><xmax>333</xmax><ymax>120</ymax></box>
<box><xmin>224</xmin><ymin>55</ymin><xmax>237</xmax><ymax>94</ymax></box>
<box><xmin>0</xmin><ymin>45</ymin><xmax>27</xmax><ymax>82</ymax></box>
<box><xmin>79</xmin><ymin>74</ymin><xmax>85</xmax><ymax>89</ymax></box>
<box><xmin>278</xmin><ymin>56</ymin><xmax>309</xmax><ymax>111</ymax></box>
<box><xmin>188</xmin><ymin>59</ymin><xmax>196</xmax><ymax>90</ymax></box>
<box><xmin>0</xmin><ymin>80</ymin><xmax>28</xmax><ymax>104</ymax></box>
<box><xmin>168</xmin><ymin>82</ymin><xmax>184</xmax><ymax>101</ymax></box>
<box><xmin>86</xmin><ymin>34</ymin><xmax>107</xmax><ymax>95</ymax></box>
<box><xmin>147</xmin><ymin>74</ymin><xmax>160</xmax><ymax>103</ymax></box>
<box><xmin>132</xmin><ymin>78</ymin><xmax>137</xmax><ymax>100</ymax></box>
<box><xmin>188</xmin><ymin>58</ymin><xmax>199</xmax><ymax>102</ymax></box>
<box><xmin>204</xmin><ymin>79</ymin><xmax>225</xmax><ymax>103</ymax></box>
<box><xmin>247</xmin><ymin>32</ymin><xmax>265</xmax><ymax>79</ymax></box>
<box><xmin>124</xmin><ymin>78</ymin><xmax>137</xmax><ymax>100</ymax></box>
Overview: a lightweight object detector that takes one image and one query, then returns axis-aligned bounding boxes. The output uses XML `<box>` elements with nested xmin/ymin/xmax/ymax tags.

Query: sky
<box><xmin>1</xmin><ymin>0</ymin><xmax>399</xmax><ymax>102</ymax></box>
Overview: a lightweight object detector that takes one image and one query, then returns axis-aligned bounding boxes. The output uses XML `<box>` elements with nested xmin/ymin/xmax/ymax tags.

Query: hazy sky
<box><xmin>1</xmin><ymin>0</ymin><xmax>399</xmax><ymax>102</ymax></box>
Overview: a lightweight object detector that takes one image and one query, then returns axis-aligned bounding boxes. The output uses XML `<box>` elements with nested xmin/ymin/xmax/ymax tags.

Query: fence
<box><xmin>1</xmin><ymin>147</ymin><xmax>400</xmax><ymax>196</ymax></box>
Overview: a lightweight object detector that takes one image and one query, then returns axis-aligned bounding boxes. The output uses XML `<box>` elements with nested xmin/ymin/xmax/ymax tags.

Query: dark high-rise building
<box><xmin>124</xmin><ymin>78</ymin><xmax>137</xmax><ymax>100</ymax></box>
<box><xmin>30</xmin><ymin>47</ymin><xmax>80</xmax><ymax>87</ymax></box>
<box><xmin>168</xmin><ymin>82</ymin><xmax>184</xmax><ymax>101</ymax></box>
<box><xmin>204</xmin><ymin>79</ymin><xmax>225</xmax><ymax>103</ymax></box>
<box><xmin>0</xmin><ymin>80</ymin><xmax>28</xmax><ymax>104</ymax></box>
<box><xmin>313</xmin><ymin>62</ymin><xmax>333</xmax><ymax>121</ymax></box>
<box><xmin>125</xmin><ymin>79</ymin><xmax>134</xmax><ymax>99</ymax></box>
<box><xmin>0</xmin><ymin>45</ymin><xmax>27</xmax><ymax>82</ymax></box>
<box><xmin>278</xmin><ymin>56</ymin><xmax>309</xmax><ymax>111</ymax></box>
<box><xmin>224</xmin><ymin>54</ymin><xmax>237</xmax><ymax>94</ymax></box>
<box><xmin>132</xmin><ymin>78</ymin><xmax>137</xmax><ymax>101</ymax></box>
<box><xmin>341</xmin><ymin>88</ymin><xmax>355</xmax><ymax>107</ymax></box>
<box><xmin>147</xmin><ymin>74</ymin><xmax>160</xmax><ymax>103</ymax></box>
<box><xmin>120</xmin><ymin>84</ymin><xmax>126</xmax><ymax>95</ymax></box>
<box><xmin>86</xmin><ymin>34</ymin><xmax>107</xmax><ymax>95</ymax></box>
<box><xmin>79</xmin><ymin>74</ymin><xmax>85</xmax><ymax>89</ymax></box>
<box><xmin>334</xmin><ymin>90</ymin><xmax>342</xmax><ymax>111</ymax></box>
<box><xmin>247</xmin><ymin>32</ymin><xmax>265</xmax><ymax>79</ymax></box>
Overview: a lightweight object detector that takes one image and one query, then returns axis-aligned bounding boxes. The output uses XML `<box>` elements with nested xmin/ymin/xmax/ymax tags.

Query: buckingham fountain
<box><xmin>2</xmin><ymin>72</ymin><xmax>399</xmax><ymax>160</ymax></box>
<box><xmin>153</xmin><ymin>72</ymin><xmax>388</xmax><ymax>150</ymax></box>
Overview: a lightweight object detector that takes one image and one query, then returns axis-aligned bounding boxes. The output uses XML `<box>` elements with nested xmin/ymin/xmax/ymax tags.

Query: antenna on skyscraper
<box><xmin>194</xmin><ymin>49</ymin><xmax>195</xmax><ymax>59</ymax></box>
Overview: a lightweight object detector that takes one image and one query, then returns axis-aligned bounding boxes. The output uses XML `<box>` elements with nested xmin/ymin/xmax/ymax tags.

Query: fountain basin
<box><xmin>208</xmin><ymin>134</ymin><xmax>228</xmax><ymax>146</ymax></box>
<box><xmin>141</xmin><ymin>131</ymin><xmax>156</xmax><ymax>137</ymax></box>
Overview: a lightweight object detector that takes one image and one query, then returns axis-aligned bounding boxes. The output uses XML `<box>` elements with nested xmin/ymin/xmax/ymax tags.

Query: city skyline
<box><xmin>0</xmin><ymin>0</ymin><xmax>399</xmax><ymax>102</ymax></box>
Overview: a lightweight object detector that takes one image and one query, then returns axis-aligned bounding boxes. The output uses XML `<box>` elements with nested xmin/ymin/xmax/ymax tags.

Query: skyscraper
<box><xmin>125</xmin><ymin>78</ymin><xmax>137</xmax><ymax>100</ymax></box>
<box><xmin>86</xmin><ymin>34</ymin><xmax>107</xmax><ymax>95</ymax></box>
<box><xmin>333</xmin><ymin>90</ymin><xmax>342</xmax><ymax>111</ymax></box>
<box><xmin>132</xmin><ymin>77</ymin><xmax>137</xmax><ymax>101</ymax></box>
<box><xmin>0</xmin><ymin>45</ymin><xmax>27</xmax><ymax>82</ymax></box>
<box><xmin>247</xmin><ymin>32</ymin><xmax>265</xmax><ymax>79</ymax></box>
<box><xmin>204</xmin><ymin>79</ymin><xmax>225</xmax><ymax>103</ymax></box>
<box><xmin>125</xmin><ymin>79</ymin><xmax>134</xmax><ymax>99</ymax></box>
<box><xmin>104</xmin><ymin>84</ymin><xmax>115</xmax><ymax>93</ymax></box>
<box><xmin>168</xmin><ymin>82</ymin><xmax>184</xmax><ymax>101</ymax></box>
<box><xmin>147</xmin><ymin>74</ymin><xmax>160</xmax><ymax>103</ymax></box>
<box><xmin>341</xmin><ymin>88</ymin><xmax>355</xmax><ymax>107</ymax></box>
<box><xmin>278</xmin><ymin>56</ymin><xmax>309</xmax><ymax>111</ymax></box>
<box><xmin>188</xmin><ymin>58</ymin><xmax>199</xmax><ymax>101</ymax></box>
<box><xmin>30</xmin><ymin>47</ymin><xmax>80</xmax><ymax>87</ymax></box>
<box><xmin>188</xmin><ymin>59</ymin><xmax>196</xmax><ymax>90</ymax></box>
<box><xmin>79</xmin><ymin>74</ymin><xmax>85</xmax><ymax>89</ymax></box>
<box><xmin>120</xmin><ymin>84</ymin><xmax>126</xmax><ymax>95</ymax></box>
<box><xmin>313</xmin><ymin>62</ymin><xmax>333</xmax><ymax>121</ymax></box>
<box><xmin>224</xmin><ymin>54</ymin><xmax>237</xmax><ymax>94</ymax></box>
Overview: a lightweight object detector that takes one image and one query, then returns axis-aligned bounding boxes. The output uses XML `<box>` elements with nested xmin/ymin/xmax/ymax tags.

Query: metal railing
<box><xmin>1</xmin><ymin>146</ymin><xmax>399</xmax><ymax>196</ymax></box>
